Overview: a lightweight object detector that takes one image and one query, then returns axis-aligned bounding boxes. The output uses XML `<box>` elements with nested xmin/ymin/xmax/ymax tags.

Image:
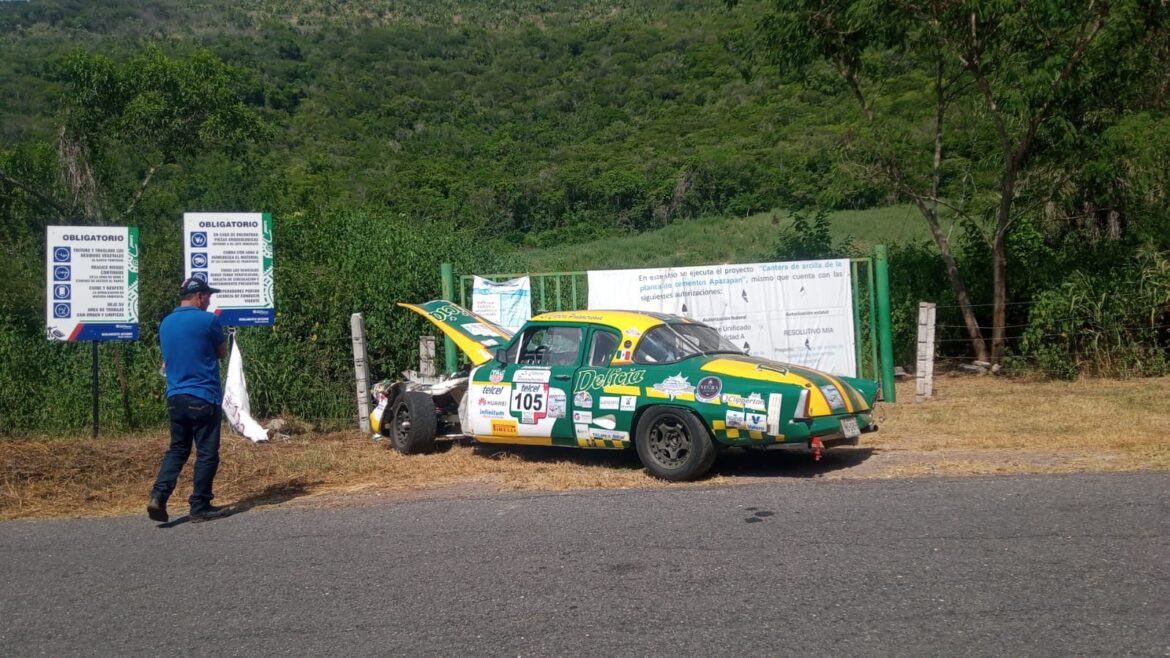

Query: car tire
<box><xmin>634</xmin><ymin>406</ymin><xmax>717</xmax><ymax>481</ymax></box>
<box><xmin>388</xmin><ymin>391</ymin><xmax>437</xmax><ymax>454</ymax></box>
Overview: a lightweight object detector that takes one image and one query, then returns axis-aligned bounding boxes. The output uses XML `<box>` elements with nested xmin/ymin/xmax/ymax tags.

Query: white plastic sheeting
<box><xmin>221</xmin><ymin>339</ymin><xmax>270</xmax><ymax>443</ymax></box>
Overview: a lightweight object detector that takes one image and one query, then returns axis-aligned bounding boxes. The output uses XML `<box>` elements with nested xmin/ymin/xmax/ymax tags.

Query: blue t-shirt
<box><xmin>160</xmin><ymin>306</ymin><xmax>226</xmax><ymax>404</ymax></box>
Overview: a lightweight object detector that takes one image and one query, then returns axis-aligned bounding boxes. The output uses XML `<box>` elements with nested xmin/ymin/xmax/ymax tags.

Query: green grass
<box><xmin>517</xmin><ymin>204</ymin><xmax>949</xmax><ymax>272</ymax></box>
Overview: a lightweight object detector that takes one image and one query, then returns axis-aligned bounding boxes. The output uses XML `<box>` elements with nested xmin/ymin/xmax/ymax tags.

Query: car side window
<box><xmin>502</xmin><ymin>339</ymin><xmax>521</xmax><ymax>364</ymax></box>
<box><xmin>588</xmin><ymin>330</ymin><xmax>620</xmax><ymax>367</ymax></box>
<box><xmin>633</xmin><ymin>326</ymin><xmax>679</xmax><ymax>364</ymax></box>
<box><xmin>518</xmin><ymin>326</ymin><xmax>582</xmax><ymax>366</ymax></box>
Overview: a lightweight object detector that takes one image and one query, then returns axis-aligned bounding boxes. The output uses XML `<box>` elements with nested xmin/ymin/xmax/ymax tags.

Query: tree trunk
<box><xmin>912</xmin><ymin>199</ymin><xmax>990</xmax><ymax>363</ymax></box>
<box><xmin>990</xmin><ymin>172</ymin><xmax>1017</xmax><ymax>364</ymax></box>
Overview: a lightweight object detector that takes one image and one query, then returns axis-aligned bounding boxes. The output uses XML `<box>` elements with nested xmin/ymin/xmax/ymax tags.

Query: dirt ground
<box><xmin>2</xmin><ymin>375</ymin><xmax>1168</xmax><ymax>520</ymax></box>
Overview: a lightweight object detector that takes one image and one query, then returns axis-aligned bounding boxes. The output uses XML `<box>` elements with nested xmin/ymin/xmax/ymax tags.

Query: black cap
<box><xmin>179</xmin><ymin>277</ymin><xmax>221</xmax><ymax>295</ymax></box>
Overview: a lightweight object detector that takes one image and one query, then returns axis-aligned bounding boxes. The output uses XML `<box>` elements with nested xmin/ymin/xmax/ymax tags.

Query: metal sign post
<box><xmin>46</xmin><ymin>225</ymin><xmax>140</xmax><ymax>438</ymax></box>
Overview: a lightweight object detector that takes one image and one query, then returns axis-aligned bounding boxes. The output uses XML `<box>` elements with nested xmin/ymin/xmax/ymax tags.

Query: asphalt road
<box><xmin>1</xmin><ymin>472</ymin><xmax>1167</xmax><ymax>657</ymax></box>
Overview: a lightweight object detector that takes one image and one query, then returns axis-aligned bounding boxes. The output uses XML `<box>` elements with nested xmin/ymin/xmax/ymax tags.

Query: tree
<box><xmin>731</xmin><ymin>0</ymin><xmax>1169</xmax><ymax>363</ymax></box>
<box><xmin>0</xmin><ymin>45</ymin><xmax>270</xmax><ymax>225</ymax></box>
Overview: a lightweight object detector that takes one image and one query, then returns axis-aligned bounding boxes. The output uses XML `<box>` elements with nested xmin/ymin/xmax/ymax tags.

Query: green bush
<box><xmin>0</xmin><ymin>207</ymin><xmax>517</xmax><ymax>435</ymax></box>
<box><xmin>1021</xmin><ymin>249</ymin><xmax>1170</xmax><ymax>379</ymax></box>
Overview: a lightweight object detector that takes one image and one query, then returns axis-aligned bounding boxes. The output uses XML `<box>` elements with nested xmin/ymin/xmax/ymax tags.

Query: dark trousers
<box><xmin>151</xmin><ymin>394</ymin><xmax>222</xmax><ymax>512</ymax></box>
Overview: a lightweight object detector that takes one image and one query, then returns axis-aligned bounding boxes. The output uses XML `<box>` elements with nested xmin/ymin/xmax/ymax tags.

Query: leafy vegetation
<box><xmin>0</xmin><ymin>0</ymin><xmax>1168</xmax><ymax>433</ymax></box>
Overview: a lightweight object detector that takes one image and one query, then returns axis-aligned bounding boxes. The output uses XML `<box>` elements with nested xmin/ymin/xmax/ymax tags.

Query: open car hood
<box><xmin>399</xmin><ymin>300</ymin><xmax>513</xmax><ymax>366</ymax></box>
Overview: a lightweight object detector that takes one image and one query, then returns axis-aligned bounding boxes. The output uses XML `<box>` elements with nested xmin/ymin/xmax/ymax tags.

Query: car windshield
<box><xmin>632</xmin><ymin>323</ymin><xmax>744</xmax><ymax>364</ymax></box>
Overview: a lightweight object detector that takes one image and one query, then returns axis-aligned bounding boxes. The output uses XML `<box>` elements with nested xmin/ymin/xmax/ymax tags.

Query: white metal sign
<box><xmin>45</xmin><ymin>225</ymin><xmax>138</xmax><ymax>341</ymax></box>
<box><xmin>182</xmin><ymin>212</ymin><xmax>274</xmax><ymax>326</ymax></box>
<box><xmin>471</xmin><ymin>275</ymin><xmax>531</xmax><ymax>332</ymax></box>
<box><xmin>587</xmin><ymin>259</ymin><xmax>857</xmax><ymax>376</ymax></box>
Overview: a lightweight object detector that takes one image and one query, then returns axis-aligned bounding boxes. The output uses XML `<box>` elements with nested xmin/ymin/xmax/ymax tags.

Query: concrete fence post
<box><xmin>915</xmin><ymin>302</ymin><xmax>936</xmax><ymax>402</ymax></box>
<box><xmin>351</xmin><ymin>313</ymin><xmax>371</xmax><ymax>432</ymax></box>
<box><xmin>419</xmin><ymin>335</ymin><xmax>436</xmax><ymax>378</ymax></box>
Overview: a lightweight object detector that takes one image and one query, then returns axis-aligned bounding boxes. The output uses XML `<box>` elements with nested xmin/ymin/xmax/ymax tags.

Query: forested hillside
<box><xmin>1</xmin><ymin>0</ymin><xmax>872</xmax><ymax>244</ymax></box>
<box><xmin>2</xmin><ymin>0</ymin><xmax>1169</xmax><ymax>433</ymax></box>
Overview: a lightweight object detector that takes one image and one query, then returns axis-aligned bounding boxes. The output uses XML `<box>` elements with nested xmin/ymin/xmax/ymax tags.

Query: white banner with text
<box><xmin>472</xmin><ymin>276</ymin><xmax>531</xmax><ymax>332</ymax></box>
<box><xmin>587</xmin><ymin>259</ymin><xmax>856</xmax><ymax>376</ymax></box>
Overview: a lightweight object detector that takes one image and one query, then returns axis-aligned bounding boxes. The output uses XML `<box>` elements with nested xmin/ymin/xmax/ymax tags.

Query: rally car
<box><xmin>372</xmin><ymin>300</ymin><xmax>880</xmax><ymax>481</ymax></box>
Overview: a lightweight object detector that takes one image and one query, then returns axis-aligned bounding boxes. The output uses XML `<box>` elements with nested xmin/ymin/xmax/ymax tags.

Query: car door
<box><xmin>568</xmin><ymin>327</ymin><xmax>638</xmax><ymax>448</ymax></box>
<box><xmin>473</xmin><ymin>323</ymin><xmax>584</xmax><ymax>445</ymax></box>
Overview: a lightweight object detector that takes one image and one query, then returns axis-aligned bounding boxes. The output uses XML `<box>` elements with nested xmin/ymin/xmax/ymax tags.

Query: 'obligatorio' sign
<box><xmin>45</xmin><ymin>225</ymin><xmax>139</xmax><ymax>341</ymax></box>
<box><xmin>182</xmin><ymin>212</ymin><xmax>275</xmax><ymax>326</ymax></box>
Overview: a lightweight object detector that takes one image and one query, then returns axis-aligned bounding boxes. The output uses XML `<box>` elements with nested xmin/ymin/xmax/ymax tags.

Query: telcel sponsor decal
<box><xmin>491</xmin><ymin>420</ymin><xmax>518</xmax><ymax>435</ymax></box>
<box><xmin>481</xmin><ymin>385</ymin><xmax>507</xmax><ymax>396</ymax></box>
<box><xmin>695</xmin><ymin>376</ymin><xmax>722</xmax><ymax>403</ymax></box>
<box><xmin>575</xmin><ymin>368</ymin><xmax>646</xmax><ymax>392</ymax></box>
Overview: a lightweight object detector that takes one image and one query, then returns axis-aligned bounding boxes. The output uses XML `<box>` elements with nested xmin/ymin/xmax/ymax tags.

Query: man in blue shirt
<box><xmin>147</xmin><ymin>278</ymin><xmax>231</xmax><ymax>523</ymax></box>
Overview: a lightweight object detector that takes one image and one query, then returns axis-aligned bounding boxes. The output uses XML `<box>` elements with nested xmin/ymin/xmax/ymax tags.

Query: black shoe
<box><xmin>190</xmin><ymin>505</ymin><xmax>232</xmax><ymax>523</ymax></box>
<box><xmin>147</xmin><ymin>497</ymin><xmax>169</xmax><ymax>523</ymax></box>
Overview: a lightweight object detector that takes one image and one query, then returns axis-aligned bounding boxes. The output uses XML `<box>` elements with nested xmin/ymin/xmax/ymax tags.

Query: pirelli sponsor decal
<box><xmin>490</xmin><ymin>419</ymin><xmax>518</xmax><ymax>435</ymax></box>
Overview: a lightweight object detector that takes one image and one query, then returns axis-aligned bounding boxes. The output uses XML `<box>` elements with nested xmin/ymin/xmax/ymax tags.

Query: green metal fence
<box><xmin>442</xmin><ymin>246</ymin><xmax>896</xmax><ymax>401</ymax></box>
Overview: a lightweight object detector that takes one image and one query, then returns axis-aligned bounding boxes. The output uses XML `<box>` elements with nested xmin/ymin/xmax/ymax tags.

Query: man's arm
<box><xmin>216</xmin><ymin>340</ymin><xmax>228</xmax><ymax>360</ymax></box>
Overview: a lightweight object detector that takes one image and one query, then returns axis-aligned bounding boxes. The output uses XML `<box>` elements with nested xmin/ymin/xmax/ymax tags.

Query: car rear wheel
<box><xmin>389</xmin><ymin>391</ymin><xmax>437</xmax><ymax>454</ymax></box>
<box><xmin>635</xmin><ymin>407</ymin><xmax>716</xmax><ymax>481</ymax></box>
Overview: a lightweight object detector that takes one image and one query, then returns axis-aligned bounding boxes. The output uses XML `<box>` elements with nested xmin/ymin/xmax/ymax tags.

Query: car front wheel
<box><xmin>388</xmin><ymin>391</ymin><xmax>437</xmax><ymax>454</ymax></box>
<box><xmin>634</xmin><ymin>407</ymin><xmax>716</xmax><ymax>481</ymax></box>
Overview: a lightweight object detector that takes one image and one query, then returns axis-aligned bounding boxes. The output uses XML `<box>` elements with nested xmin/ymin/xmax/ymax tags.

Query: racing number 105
<box><xmin>513</xmin><ymin>390</ymin><xmax>544</xmax><ymax>411</ymax></box>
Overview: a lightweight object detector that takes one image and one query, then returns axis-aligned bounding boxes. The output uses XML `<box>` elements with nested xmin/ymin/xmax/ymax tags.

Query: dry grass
<box><xmin>3</xmin><ymin>375</ymin><xmax>1168</xmax><ymax>520</ymax></box>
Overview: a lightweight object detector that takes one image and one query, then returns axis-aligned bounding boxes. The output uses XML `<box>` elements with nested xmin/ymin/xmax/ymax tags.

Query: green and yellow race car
<box><xmin>373</xmin><ymin>300</ymin><xmax>880</xmax><ymax>481</ymax></box>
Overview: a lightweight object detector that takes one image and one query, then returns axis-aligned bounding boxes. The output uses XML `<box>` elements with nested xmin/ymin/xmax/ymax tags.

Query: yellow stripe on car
<box><xmin>476</xmin><ymin>435</ymin><xmax>554</xmax><ymax>446</ymax></box>
<box><xmin>700</xmin><ymin>358</ymin><xmax>832</xmax><ymax>416</ymax></box>
<box><xmin>644</xmin><ymin>388</ymin><xmax>696</xmax><ymax>401</ymax></box>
